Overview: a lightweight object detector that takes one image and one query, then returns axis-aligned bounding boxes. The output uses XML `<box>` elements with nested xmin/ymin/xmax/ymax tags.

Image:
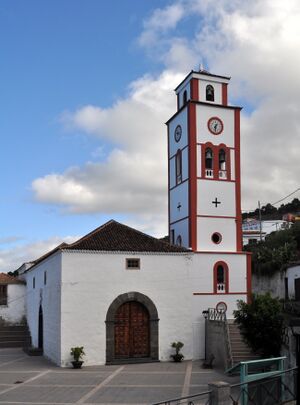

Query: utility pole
<box><xmin>258</xmin><ymin>200</ymin><xmax>262</xmax><ymax>242</ymax></box>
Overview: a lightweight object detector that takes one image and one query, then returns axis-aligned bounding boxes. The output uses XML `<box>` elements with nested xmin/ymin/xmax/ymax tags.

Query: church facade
<box><xmin>19</xmin><ymin>68</ymin><xmax>251</xmax><ymax>366</ymax></box>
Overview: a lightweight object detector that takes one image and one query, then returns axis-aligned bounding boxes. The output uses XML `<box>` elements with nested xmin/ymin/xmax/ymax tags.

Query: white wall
<box><xmin>196</xmin><ymin>104</ymin><xmax>235</xmax><ymax>147</ymax></box>
<box><xmin>178</xmin><ymin>82</ymin><xmax>191</xmax><ymax>109</ymax></box>
<box><xmin>197</xmin><ymin>179</ymin><xmax>236</xmax><ymax>217</ymax></box>
<box><xmin>57</xmin><ymin>249</ymin><xmax>248</xmax><ymax>367</ymax></box>
<box><xmin>169</xmin><ymin>108</ymin><xmax>188</xmax><ymax>157</ymax></box>
<box><xmin>287</xmin><ymin>265</ymin><xmax>300</xmax><ymax>299</ymax></box>
<box><xmin>197</xmin><ymin>217</ymin><xmax>237</xmax><ymax>251</ymax></box>
<box><xmin>170</xmin><ymin>217</ymin><xmax>189</xmax><ymax>248</ymax></box>
<box><xmin>60</xmin><ymin>251</ymin><xmax>194</xmax><ymax>367</ymax></box>
<box><xmin>170</xmin><ymin>181</ymin><xmax>189</xmax><ymax>224</ymax></box>
<box><xmin>25</xmin><ymin>252</ymin><xmax>62</xmax><ymax>365</ymax></box>
<box><xmin>0</xmin><ymin>284</ymin><xmax>26</xmax><ymax>324</ymax></box>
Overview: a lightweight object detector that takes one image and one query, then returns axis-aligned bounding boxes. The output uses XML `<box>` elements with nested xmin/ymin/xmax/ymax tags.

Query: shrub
<box><xmin>233</xmin><ymin>294</ymin><xmax>283</xmax><ymax>357</ymax></box>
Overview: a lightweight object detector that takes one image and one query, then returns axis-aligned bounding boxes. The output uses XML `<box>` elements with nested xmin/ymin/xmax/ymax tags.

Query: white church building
<box><xmin>7</xmin><ymin>68</ymin><xmax>251</xmax><ymax>366</ymax></box>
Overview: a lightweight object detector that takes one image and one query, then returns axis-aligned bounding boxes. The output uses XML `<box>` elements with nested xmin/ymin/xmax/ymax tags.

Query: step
<box><xmin>0</xmin><ymin>335</ymin><xmax>27</xmax><ymax>342</ymax></box>
<box><xmin>0</xmin><ymin>341</ymin><xmax>26</xmax><ymax>348</ymax></box>
<box><xmin>0</xmin><ymin>326</ymin><xmax>28</xmax><ymax>331</ymax></box>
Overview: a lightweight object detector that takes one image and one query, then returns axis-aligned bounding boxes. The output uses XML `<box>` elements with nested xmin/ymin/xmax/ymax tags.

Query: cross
<box><xmin>177</xmin><ymin>202</ymin><xmax>182</xmax><ymax>211</ymax></box>
<box><xmin>212</xmin><ymin>198</ymin><xmax>221</xmax><ymax>208</ymax></box>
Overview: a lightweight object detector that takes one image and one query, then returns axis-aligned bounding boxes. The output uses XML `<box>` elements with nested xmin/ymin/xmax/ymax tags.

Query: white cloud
<box><xmin>0</xmin><ymin>236</ymin><xmax>78</xmax><ymax>273</ymax></box>
<box><xmin>31</xmin><ymin>0</ymin><xmax>300</xmax><ymax>241</ymax></box>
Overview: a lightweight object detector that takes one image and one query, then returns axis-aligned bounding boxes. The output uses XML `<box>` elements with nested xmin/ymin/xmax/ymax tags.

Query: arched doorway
<box><xmin>115</xmin><ymin>301</ymin><xmax>149</xmax><ymax>359</ymax></box>
<box><xmin>106</xmin><ymin>292</ymin><xmax>159</xmax><ymax>364</ymax></box>
<box><xmin>38</xmin><ymin>305</ymin><xmax>43</xmax><ymax>351</ymax></box>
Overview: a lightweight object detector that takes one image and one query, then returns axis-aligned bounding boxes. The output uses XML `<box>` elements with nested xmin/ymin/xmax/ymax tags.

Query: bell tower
<box><xmin>167</xmin><ymin>68</ymin><xmax>242</xmax><ymax>253</ymax></box>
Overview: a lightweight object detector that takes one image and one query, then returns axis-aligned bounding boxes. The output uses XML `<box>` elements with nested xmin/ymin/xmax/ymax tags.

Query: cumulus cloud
<box><xmin>32</xmin><ymin>0</ymin><xmax>300</xmax><ymax>239</ymax></box>
<box><xmin>0</xmin><ymin>236</ymin><xmax>79</xmax><ymax>273</ymax></box>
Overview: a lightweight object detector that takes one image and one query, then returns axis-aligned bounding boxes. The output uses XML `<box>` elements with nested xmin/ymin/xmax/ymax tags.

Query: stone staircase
<box><xmin>228</xmin><ymin>322</ymin><xmax>260</xmax><ymax>365</ymax></box>
<box><xmin>0</xmin><ymin>324</ymin><xmax>31</xmax><ymax>348</ymax></box>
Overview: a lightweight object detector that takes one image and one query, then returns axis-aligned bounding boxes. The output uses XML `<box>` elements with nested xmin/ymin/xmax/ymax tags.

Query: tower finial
<box><xmin>199</xmin><ymin>63</ymin><xmax>204</xmax><ymax>72</ymax></box>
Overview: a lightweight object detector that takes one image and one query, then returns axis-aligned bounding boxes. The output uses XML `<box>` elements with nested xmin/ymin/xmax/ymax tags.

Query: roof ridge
<box><xmin>67</xmin><ymin>220</ymin><xmax>116</xmax><ymax>248</ymax></box>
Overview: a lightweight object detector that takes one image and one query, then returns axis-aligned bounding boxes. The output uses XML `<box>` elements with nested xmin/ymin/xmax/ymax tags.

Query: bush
<box><xmin>233</xmin><ymin>294</ymin><xmax>283</xmax><ymax>357</ymax></box>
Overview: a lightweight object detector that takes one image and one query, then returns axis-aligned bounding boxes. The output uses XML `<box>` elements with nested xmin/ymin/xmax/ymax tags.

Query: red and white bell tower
<box><xmin>167</xmin><ymin>68</ymin><xmax>243</xmax><ymax>254</ymax></box>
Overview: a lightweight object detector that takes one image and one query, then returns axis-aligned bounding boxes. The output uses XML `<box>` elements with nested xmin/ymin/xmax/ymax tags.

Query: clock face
<box><xmin>174</xmin><ymin>125</ymin><xmax>182</xmax><ymax>142</ymax></box>
<box><xmin>208</xmin><ymin>117</ymin><xmax>223</xmax><ymax>135</ymax></box>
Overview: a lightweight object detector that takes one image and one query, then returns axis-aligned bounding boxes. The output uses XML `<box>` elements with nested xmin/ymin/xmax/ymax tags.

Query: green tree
<box><xmin>234</xmin><ymin>294</ymin><xmax>283</xmax><ymax>357</ymax></box>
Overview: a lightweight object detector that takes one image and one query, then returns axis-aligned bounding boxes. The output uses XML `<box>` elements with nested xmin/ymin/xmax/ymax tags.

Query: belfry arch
<box><xmin>105</xmin><ymin>292</ymin><xmax>159</xmax><ymax>364</ymax></box>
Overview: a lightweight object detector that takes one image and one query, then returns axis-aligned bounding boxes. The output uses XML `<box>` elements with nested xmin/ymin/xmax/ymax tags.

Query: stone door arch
<box><xmin>106</xmin><ymin>292</ymin><xmax>159</xmax><ymax>364</ymax></box>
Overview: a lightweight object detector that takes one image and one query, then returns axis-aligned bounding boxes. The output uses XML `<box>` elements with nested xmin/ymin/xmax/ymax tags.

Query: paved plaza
<box><xmin>0</xmin><ymin>348</ymin><xmax>237</xmax><ymax>404</ymax></box>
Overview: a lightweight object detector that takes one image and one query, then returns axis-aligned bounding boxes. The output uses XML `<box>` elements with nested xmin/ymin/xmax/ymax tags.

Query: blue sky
<box><xmin>1</xmin><ymin>0</ymin><xmax>300</xmax><ymax>271</ymax></box>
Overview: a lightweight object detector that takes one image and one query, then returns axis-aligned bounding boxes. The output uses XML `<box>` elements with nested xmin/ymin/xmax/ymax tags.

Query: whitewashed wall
<box><xmin>25</xmin><ymin>252</ymin><xmax>61</xmax><ymax>365</ymax></box>
<box><xmin>0</xmin><ymin>284</ymin><xmax>26</xmax><ymax>324</ymax></box>
<box><xmin>60</xmin><ymin>251</ymin><xmax>194</xmax><ymax>367</ymax></box>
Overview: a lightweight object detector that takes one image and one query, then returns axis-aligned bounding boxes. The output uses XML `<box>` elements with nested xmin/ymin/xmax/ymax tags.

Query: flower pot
<box><xmin>171</xmin><ymin>354</ymin><xmax>184</xmax><ymax>362</ymax></box>
<box><xmin>72</xmin><ymin>360</ymin><xmax>83</xmax><ymax>369</ymax></box>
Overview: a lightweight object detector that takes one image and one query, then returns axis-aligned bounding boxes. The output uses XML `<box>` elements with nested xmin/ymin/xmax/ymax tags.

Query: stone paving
<box><xmin>0</xmin><ymin>348</ymin><xmax>238</xmax><ymax>404</ymax></box>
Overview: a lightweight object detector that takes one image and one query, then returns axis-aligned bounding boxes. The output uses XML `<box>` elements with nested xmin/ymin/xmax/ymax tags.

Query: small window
<box><xmin>44</xmin><ymin>271</ymin><xmax>47</xmax><ymax>285</ymax></box>
<box><xmin>171</xmin><ymin>229</ymin><xmax>175</xmax><ymax>244</ymax></box>
<box><xmin>176</xmin><ymin>235</ymin><xmax>182</xmax><ymax>246</ymax></box>
<box><xmin>126</xmin><ymin>258</ymin><xmax>140</xmax><ymax>270</ymax></box>
<box><xmin>206</xmin><ymin>85</ymin><xmax>214</xmax><ymax>101</ymax></box>
<box><xmin>217</xmin><ymin>265</ymin><xmax>225</xmax><ymax>284</ymax></box>
<box><xmin>33</xmin><ymin>277</ymin><xmax>35</xmax><ymax>289</ymax></box>
<box><xmin>249</xmin><ymin>238</ymin><xmax>258</xmax><ymax>245</ymax></box>
<box><xmin>183</xmin><ymin>90</ymin><xmax>187</xmax><ymax>104</ymax></box>
<box><xmin>0</xmin><ymin>285</ymin><xmax>7</xmax><ymax>306</ymax></box>
<box><xmin>176</xmin><ymin>149</ymin><xmax>182</xmax><ymax>184</ymax></box>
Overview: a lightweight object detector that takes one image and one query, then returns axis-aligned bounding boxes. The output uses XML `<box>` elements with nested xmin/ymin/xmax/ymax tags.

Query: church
<box><xmin>5</xmin><ymin>68</ymin><xmax>251</xmax><ymax>366</ymax></box>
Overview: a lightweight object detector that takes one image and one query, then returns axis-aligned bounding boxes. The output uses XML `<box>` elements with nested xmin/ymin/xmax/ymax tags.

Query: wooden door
<box><xmin>114</xmin><ymin>301</ymin><xmax>149</xmax><ymax>358</ymax></box>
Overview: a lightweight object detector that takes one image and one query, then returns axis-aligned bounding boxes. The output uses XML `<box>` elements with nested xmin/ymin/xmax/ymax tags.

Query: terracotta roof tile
<box><xmin>64</xmin><ymin>220</ymin><xmax>188</xmax><ymax>253</ymax></box>
<box><xmin>0</xmin><ymin>273</ymin><xmax>25</xmax><ymax>284</ymax></box>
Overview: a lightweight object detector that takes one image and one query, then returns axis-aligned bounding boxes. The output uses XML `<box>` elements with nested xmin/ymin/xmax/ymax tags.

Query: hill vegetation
<box><xmin>244</xmin><ymin>222</ymin><xmax>300</xmax><ymax>275</ymax></box>
<box><xmin>242</xmin><ymin>198</ymin><xmax>300</xmax><ymax>220</ymax></box>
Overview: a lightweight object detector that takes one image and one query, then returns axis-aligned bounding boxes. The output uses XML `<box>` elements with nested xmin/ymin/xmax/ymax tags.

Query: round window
<box><xmin>211</xmin><ymin>232</ymin><xmax>222</xmax><ymax>244</ymax></box>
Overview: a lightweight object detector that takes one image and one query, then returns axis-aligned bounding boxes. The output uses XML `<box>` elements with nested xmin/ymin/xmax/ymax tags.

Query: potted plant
<box><xmin>170</xmin><ymin>341</ymin><xmax>184</xmax><ymax>362</ymax></box>
<box><xmin>70</xmin><ymin>346</ymin><xmax>85</xmax><ymax>369</ymax></box>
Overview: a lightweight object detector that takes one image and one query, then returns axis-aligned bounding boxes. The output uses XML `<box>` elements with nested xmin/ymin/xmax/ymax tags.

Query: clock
<box><xmin>208</xmin><ymin>117</ymin><xmax>223</xmax><ymax>135</ymax></box>
<box><xmin>174</xmin><ymin>125</ymin><xmax>182</xmax><ymax>142</ymax></box>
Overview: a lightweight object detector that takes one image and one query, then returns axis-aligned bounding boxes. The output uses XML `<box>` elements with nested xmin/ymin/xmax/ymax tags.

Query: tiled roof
<box><xmin>64</xmin><ymin>220</ymin><xmax>188</xmax><ymax>253</ymax></box>
<box><xmin>0</xmin><ymin>273</ymin><xmax>25</xmax><ymax>284</ymax></box>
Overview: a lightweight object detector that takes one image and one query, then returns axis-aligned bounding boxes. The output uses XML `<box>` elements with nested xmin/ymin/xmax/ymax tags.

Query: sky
<box><xmin>1</xmin><ymin>0</ymin><xmax>300</xmax><ymax>272</ymax></box>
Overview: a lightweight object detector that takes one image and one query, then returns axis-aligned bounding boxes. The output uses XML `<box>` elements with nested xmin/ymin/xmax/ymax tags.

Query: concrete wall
<box><xmin>205</xmin><ymin>319</ymin><xmax>227</xmax><ymax>369</ymax></box>
<box><xmin>25</xmin><ymin>252</ymin><xmax>61</xmax><ymax>365</ymax></box>
<box><xmin>252</xmin><ymin>272</ymin><xmax>284</xmax><ymax>299</ymax></box>
<box><xmin>0</xmin><ymin>284</ymin><xmax>26</xmax><ymax>324</ymax></box>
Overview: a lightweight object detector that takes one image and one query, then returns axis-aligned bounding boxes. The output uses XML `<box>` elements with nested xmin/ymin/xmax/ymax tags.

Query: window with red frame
<box><xmin>214</xmin><ymin>263</ymin><xmax>228</xmax><ymax>294</ymax></box>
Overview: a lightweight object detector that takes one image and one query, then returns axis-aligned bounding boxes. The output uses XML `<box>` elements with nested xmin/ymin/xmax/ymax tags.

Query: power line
<box><xmin>271</xmin><ymin>187</ymin><xmax>300</xmax><ymax>206</ymax></box>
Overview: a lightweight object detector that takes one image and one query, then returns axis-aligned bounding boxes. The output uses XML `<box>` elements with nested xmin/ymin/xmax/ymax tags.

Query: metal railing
<box><xmin>229</xmin><ymin>367</ymin><xmax>297</xmax><ymax>405</ymax></box>
<box><xmin>207</xmin><ymin>307</ymin><xmax>226</xmax><ymax>322</ymax></box>
<box><xmin>152</xmin><ymin>390</ymin><xmax>211</xmax><ymax>405</ymax></box>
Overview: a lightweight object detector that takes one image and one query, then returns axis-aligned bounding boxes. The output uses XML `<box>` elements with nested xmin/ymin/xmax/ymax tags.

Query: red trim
<box><xmin>169</xmin><ymin>144</ymin><xmax>189</xmax><ymax>160</ymax></box>
<box><xmin>234</xmin><ymin>109</ymin><xmax>242</xmax><ymax>251</ymax></box>
<box><xmin>213</xmin><ymin>261</ymin><xmax>229</xmax><ymax>293</ymax></box>
<box><xmin>194</xmin><ymin>251</ymin><xmax>246</xmax><ymax>254</ymax></box>
<box><xmin>198</xmin><ymin>214</ymin><xmax>236</xmax><ymax>219</ymax></box>
<box><xmin>188</xmin><ymin>103</ymin><xmax>197</xmax><ymax>251</ymax></box>
<box><xmin>207</xmin><ymin>116</ymin><xmax>224</xmax><ymax>135</ymax></box>
<box><xmin>193</xmin><ymin>292</ymin><xmax>247</xmax><ymax>295</ymax></box>
<box><xmin>190</xmin><ymin>78</ymin><xmax>199</xmax><ymax>101</ymax></box>
<box><xmin>170</xmin><ymin>216</ymin><xmax>189</xmax><ymax>226</ymax></box>
<box><xmin>222</xmin><ymin>83</ymin><xmax>228</xmax><ymax>105</ymax></box>
<box><xmin>169</xmin><ymin>178</ymin><xmax>188</xmax><ymax>191</ymax></box>
<box><xmin>216</xmin><ymin>301</ymin><xmax>227</xmax><ymax>311</ymax></box>
<box><xmin>246</xmin><ymin>252</ymin><xmax>252</xmax><ymax>303</ymax></box>
<box><xmin>197</xmin><ymin>142</ymin><xmax>234</xmax><ymax>151</ymax></box>
<box><xmin>167</xmin><ymin>125</ymin><xmax>171</xmax><ymax>240</ymax></box>
<box><xmin>201</xmin><ymin>142</ymin><xmax>231</xmax><ymax>181</ymax></box>
<box><xmin>196</xmin><ymin>177</ymin><xmax>235</xmax><ymax>183</ymax></box>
